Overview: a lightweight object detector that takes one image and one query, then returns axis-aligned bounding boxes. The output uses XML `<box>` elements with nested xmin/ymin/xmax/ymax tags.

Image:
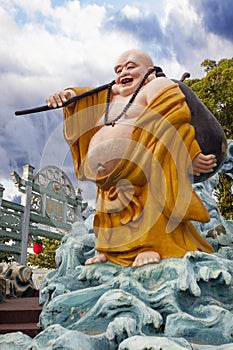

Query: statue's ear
<box><xmin>146</xmin><ymin>67</ymin><xmax>156</xmax><ymax>82</ymax></box>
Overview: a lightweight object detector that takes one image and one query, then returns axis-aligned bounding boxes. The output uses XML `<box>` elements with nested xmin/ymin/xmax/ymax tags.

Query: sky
<box><xmin>0</xmin><ymin>0</ymin><xmax>233</xmax><ymax>206</ymax></box>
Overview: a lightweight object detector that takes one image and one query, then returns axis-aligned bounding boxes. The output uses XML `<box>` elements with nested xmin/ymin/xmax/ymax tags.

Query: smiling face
<box><xmin>114</xmin><ymin>49</ymin><xmax>154</xmax><ymax>97</ymax></box>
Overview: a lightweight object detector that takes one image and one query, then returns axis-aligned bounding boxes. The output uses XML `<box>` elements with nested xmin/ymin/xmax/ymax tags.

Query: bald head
<box><xmin>114</xmin><ymin>49</ymin><xmax>154</xmax><ymax>72</ymax></box>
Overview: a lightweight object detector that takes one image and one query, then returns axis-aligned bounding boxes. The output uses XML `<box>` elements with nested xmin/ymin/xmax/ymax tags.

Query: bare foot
<box><xmin>132</xmin><ymin>251</ymin><xmax>160</xmax><ymax>268</ymax></box>
<box><xmin>85</xmin><ymin>253</ymin><xmax>107</xmax><ymax>265</ymax></box>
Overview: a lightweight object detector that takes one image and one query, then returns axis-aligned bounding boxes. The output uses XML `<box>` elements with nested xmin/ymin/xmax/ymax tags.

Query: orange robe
<box><xmin>63</xmin><ymin>84</ymin><xmax>214</xmax><ymax>266</ymax></box>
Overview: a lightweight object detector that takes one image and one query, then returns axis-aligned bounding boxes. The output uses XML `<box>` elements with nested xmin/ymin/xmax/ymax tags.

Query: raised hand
<box><xmin>46</xmin><ymin>89</ymin><xmax>76</xmax><ymax>108</ymax></box>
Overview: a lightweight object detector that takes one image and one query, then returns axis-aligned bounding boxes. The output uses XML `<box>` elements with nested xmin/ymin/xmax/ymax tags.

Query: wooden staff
<box><xmin>14</xmin><ymin>67</ymin><xmax>165</xmax><ymax>116</ymax></box>
<box><xmin>14</xmin><ymin>72</ymin><xmax>227</xmax><ymax>183</ymax></box>
<box><xmin>15</xmin><ymin>82</ymin><xmax>114</xmax><ymax>116</ymax></box>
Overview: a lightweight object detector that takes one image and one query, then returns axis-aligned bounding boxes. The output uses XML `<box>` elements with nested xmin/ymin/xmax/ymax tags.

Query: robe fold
<box><xmin>63</xmin><ymin>84</ymin><xmax>214</xmax><ymax>266</ymax></box>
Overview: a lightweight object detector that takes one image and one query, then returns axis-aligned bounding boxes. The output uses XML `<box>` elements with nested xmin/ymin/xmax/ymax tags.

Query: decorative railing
<box><xmin>0</xmin><ymin>164</ymin><xmax>87</xmax><ymax>265</ymax></box>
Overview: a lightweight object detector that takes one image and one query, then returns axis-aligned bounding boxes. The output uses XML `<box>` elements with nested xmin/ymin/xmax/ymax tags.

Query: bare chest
<box><xmin>87</xmin><ymin>94</ymin><xmax>146</xmax><ymax>176</ymax></box>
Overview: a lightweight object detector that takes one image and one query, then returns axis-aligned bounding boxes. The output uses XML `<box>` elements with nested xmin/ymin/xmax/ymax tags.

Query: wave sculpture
<box><xmin>1</xmin><ymin>141</ymin><xmax>233</xmax><ymax>350</ymax></box>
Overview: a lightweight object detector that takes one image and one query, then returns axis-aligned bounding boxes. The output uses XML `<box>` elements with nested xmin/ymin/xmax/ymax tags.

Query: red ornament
<box><xmin>33</xmin><ymin>242</ymin><xmax>43</xmax><ymax>254</ymax></box>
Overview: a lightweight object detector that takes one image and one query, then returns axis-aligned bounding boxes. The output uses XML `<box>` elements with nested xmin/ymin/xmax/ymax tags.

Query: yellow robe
<box><xmin>63</xmin><ymin>84</ymin><xmax>214</xmax><ymax>266</ymax></box>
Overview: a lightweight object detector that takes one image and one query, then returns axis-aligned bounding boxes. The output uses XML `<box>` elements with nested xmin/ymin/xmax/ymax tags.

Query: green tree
<box><xmin>186</xmin><ymin>57</ymin><xmax>233</xmax><ymax>219</ymax></box>
<box><xmin>186</xmin><ymin>58</ymin><xmax>233</xmax><ymax>138</ymax></box>
<box><xmin>27</xmin><ymin>238</ymin><xmax>61</xmax><ymax>269</ymax></box>
<box><xmin>214</xmin><ymin>174</ymin><xmax>233</xmax><ymax>220</ymax></box>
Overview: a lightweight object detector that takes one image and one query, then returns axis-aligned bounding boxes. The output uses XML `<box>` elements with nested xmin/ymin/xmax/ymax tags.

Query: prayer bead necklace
<box><xmin>104</xmin><ymin>67</ymin><xmax>156</xmax><ymax>127</ymax></box>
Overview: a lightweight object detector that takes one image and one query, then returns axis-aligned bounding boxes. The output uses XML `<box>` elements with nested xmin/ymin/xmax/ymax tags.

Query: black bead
<box><xmin>104</xmin><ymin>67</ymin><xmax>156</xmax><ymax>126</ymax></box>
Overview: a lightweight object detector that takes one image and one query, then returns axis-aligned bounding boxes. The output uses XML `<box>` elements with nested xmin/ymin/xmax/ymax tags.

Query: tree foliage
<box><xmin>186</xmin><ymin>57</ymin><xmax>233</xmax><ymax>219</ymax></box>
<box><xmin>27</xmin><ymin>238</ymin><xmax>61</xmax><ymax>269</ymax></box>
<box><xmin>214</xmin><ymin>174</ymin><xmax>233</xmax><ymax>220</ymax></box>
<box><xmin>0</xmin><ymin>251</ymin><xmax>15</xmax><ymax>263</ymax></box>
<box><xmin>186</xmin><ymin>58</ymin><xmax>233</xmax><ymax>138</ymax></box>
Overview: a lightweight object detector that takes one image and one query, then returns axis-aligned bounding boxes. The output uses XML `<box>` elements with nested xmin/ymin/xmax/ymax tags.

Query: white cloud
<box><xmin>10</xmin><ymin>0</ymin><xmax>51</xmax><ymax>18</ymax></box>
<box><xmin>53</xmin><ymin>2</ymin><xmax>106</xmax><ymax>39</ymax></box>
<box><xmin>0</xmin><ymin>1</ymin><xmax>140</xmax><ymax>197</ymax></box>
<box><xmin>0</xmin><ymin>6</ymin><xmax>18</xmax><ymax>35</ymax></box>
<box><xmin>1</xmin><ymin>179</ymin><xmax>20</xmax><ymax>201</ymax></box>
<box><xmin>158</xmin><ymin>0</ymin><xmax>233</xmax><ymax>77</ymax></box>
<box><xmin>0</xmin><ymin>0</ymin><xmax>233</xmax><ymax>204</ymax></box>
<box><xmin>1</xmin><ymin>1</ymin><xmax>139</xmax><ymax>98</ymax></box>
<box><xmin>121</xmin><ymin>5</ymin><xmax>141</xmax><ymax>20</ymax></box>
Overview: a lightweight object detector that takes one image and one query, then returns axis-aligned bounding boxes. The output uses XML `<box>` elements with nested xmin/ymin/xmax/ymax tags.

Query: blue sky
<box><xmin>0</xmin><ymin>0</ymin><xmax>233</xmax><ymax>204</ymax></box>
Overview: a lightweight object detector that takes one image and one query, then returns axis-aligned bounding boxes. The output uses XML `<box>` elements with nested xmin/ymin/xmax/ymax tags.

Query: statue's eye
<box><xmin>125</xmin><ymin>65</ymin><xmax>134</xmax><ymax>71</ymax></box>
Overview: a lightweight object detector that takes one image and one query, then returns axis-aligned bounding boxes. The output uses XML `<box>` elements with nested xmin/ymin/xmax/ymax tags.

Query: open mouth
<box><xmin>121</xmin><ymin>78</ymin><xmax>133</xmax><ymax>85</ymax></box>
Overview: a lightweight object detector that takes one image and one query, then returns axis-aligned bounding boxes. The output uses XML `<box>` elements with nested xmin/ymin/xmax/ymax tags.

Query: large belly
<box><xmin>87</xmin><ymin>124</ymin><xmax>133</xmax><ymax>177</ymax></box>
